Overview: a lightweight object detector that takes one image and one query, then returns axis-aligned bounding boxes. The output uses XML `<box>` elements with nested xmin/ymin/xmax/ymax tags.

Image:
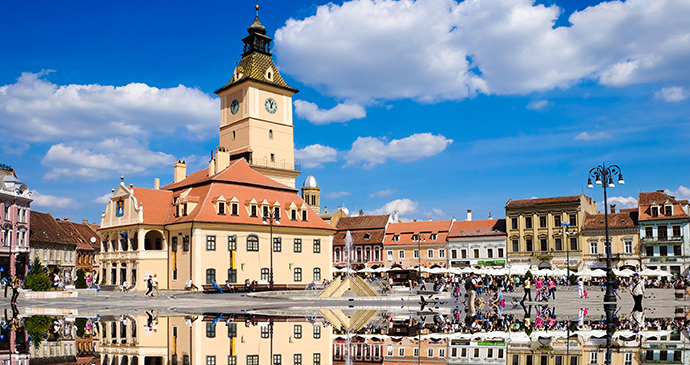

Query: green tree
<box><xmin>25</xmin><ymin>315</ymin><xmax>53</xmax><ymax>349</ymax></box>
<box><xmin>75</xmin><ymin>318</ymin><xmax>87</xmax><ymax>338</ymax></box>
<box><xmin>75</xmin><ymin>269</ymin><xmax>87</xmax><ymax>289</ymax></box>
<box><xmin>524</xmin><ymin>270</ymin><xmax>534</xmax><ymax>280</ymax></box>
<box><xmin>24</xmin><ymin>257</ymin><xmax>51</xmax><ymax>291</ymax></box>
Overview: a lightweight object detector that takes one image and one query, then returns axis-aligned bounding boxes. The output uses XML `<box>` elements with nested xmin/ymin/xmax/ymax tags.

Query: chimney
<box><xmin>359</xmin><ymin>209</ymin><xmax>364</xmax><ymax>217</ymax></box>
<box><xmin>610</xmin><ymin>204</ymin><xmax>616</xmax><ymax>214</ymax></box>
<box><xmin>429</xmin><ymin>217</ymin><xmax>432</xmax><ymax>221</ymax></box>
<box><xmin>467</xmin><ymin>209</ymin><xmax>472</xmax><ymax>221</ymax></box>
<box><xmin>64</xmin><ymin>218</ymin><xmax>69</xmax><ymax>221</ymax></box>
<box><xmin>154</xmin><ymin>178</ymin><xmax>160</xmax><ymax>190</ymax></box>
<box><xmin>215</xmin><ymin>146</ymin><xmax>230</xmax><ymax>172</ymax></box>
<box><xmin>174</xmin><ymin>160</ymin><xmax>187</xmax><ymax>183</ymax></box>
<box><xmin>393</xmin><ymin>210</ymin><xmax>399</xmax><ymax>223</ymax></box>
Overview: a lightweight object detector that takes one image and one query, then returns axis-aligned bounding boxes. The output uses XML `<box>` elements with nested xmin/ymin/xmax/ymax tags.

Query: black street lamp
<box><xmin>560</xmin><ymin>221</ymin><xmax>577</xmax><ymax>282</ymax></box>
<box><xmin>263</xmin><ymin>210</ymin><xmax>280</xmax><ymax>288</ymax></box>
<box><xmin>587</xmin><ymin>163</ymin><xmax>625</xmax><ymax>336</ymax></box>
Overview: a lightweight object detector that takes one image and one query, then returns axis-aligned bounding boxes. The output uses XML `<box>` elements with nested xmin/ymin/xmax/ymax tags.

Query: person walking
<box><xmin>10</xmin><ymin>275</ymin><xmax>20</xmax><ymax>305</ymax></box>
<box><xmin>547</xmin><ymin>277</ymin><xmax>556</xmax><ymax>301</ymax></box>
<box><xmin>521</xmin><ymin>277</ymin><xmax>531</xmax><ymax>304</ymax></box>
<box><xmin>630</xmin><ymin>273</ymin><xmax>646</xmax><ymax>312</ymax></box>
<box><xmin>577</xmin><ymin>277</ymin><xmax>585</xmax><ymax>298</ymax></box>
<box><xmin>466</xmin><ymin>274</ymin><xmax>478</xmax><ymax>318</ymax></box>
<box><xmin>152</xmin><ymin>274</ymin><xmax>160</xmax><ymax>297</ymax></box>
<box><xmin>145</xmin><ymin>275</ymin><xmax>154</xmax><ymax>297</ymax></box>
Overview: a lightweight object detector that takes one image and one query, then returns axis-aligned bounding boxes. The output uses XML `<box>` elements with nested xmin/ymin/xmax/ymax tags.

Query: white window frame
<box><xmin>624</xmin><ymin>241</ymin><xmax>632</xmax><ymax>254</ymax></box>
<box><xmin>427</xmin><ymin>249</ymin><xmax>434</xmax><ymax>258</ymax></box>
<box><xmin>387</xmin><ymin>347</ymin><xmax>393</xmax><ymax>357</ymax></box>
<box><xmin>589</xmin><ymin>352</ymin><xmax>598</xmax><ymax>364</ymax></box>
<box><xmin>413</xmin><ymin>249</ymin><xmax>419</xmax><ymax>259</ymax></box>
<box><xmin>398</xmin><ymin>250</ymin><xmax>405</xmax><ymax>259</ymax></box>
<box><xmin>387</xmin><ymin>250</ymin><xmax>393</xmax><ymax>260</ymax></box>
<box><xmin>590</xmin><ymin>242</ymin><xmax>598</xmax><ymax>255</ymax></box>
<box><xmin>398</xmin><ymin>348</ymin><xmax>405</xmax><ymax>357</ymax></box>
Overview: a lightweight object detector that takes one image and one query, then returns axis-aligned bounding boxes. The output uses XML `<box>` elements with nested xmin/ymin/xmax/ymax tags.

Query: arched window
<box><xmin>206</xmin><ymin>269</ymin><xmax>216</xmax><ymax>284</ymax></box>
<box><xmin>269</xmin><ymin>130</ymin><xmax>273</xmax><ymax>139</ymax></box>
<box><xmin>247</xmin><ymin>234</ymin><xmax>259</xmax><ymax>251</ymax></box>
<box><xmin>294</xmin><ymin>268</ymin><xmax>302</xmax><ymax>282</ymax></box>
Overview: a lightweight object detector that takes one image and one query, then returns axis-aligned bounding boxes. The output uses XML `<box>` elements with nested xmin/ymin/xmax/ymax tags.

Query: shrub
<box><xmin>25</xmin><ymin>315</ymin><xmax>53</xmax><ymax>349</ymax></box>
<box><xmin>75</xmin><ymin>269</ymin><xmax>87</xmax><ymax>289</ymax></box>
<box><xmin>75</xmin><ymin>318</ymin><xmax>87</xmax><ymax>338</ymax></box>
<box><xmin>524</xmin><ymin>270</ymin><xmax>534</xmax><ymax>280</ymax></box>
<box><xmin>24</xmin><ymin>257</ymin><xmax>51</xmax><ymax>292</ymax></box>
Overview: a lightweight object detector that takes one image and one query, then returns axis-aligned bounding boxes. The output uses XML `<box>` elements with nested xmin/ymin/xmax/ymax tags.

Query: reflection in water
<box><xmin>3</xmin><ymin>308</ymin><xmax>690</xmax><ymax>365</ymax></box>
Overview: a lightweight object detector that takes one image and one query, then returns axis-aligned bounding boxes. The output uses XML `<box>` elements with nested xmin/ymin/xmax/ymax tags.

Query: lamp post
<box><xmin>587</xmin><ymin>163</ymin><xmax>625</xmax><ymax>336</ymax></box>
<box><xmin>417</xmin><ymin>235</ymin><xmax>425</xmax><ymax>286</ymax></box>
<box><xmin>262</xmin><ymin>210</ymin><xmax>280</xmax><ymax>288</ymax></box>
<box><xmin>561</xmin><ymin>221</ymin><xmax>577</xmax><ymax>282</ymax></box>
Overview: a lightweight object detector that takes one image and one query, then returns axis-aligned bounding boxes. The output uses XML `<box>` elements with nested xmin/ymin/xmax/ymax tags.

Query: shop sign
<box><xmin>478</xmin><ymin>341</ymin><xmax>506</xmax><ymax>347</ymax></box>
<box><xmin>552</xmin><ymin>259</ymin><xmax>565</xmax><ymax>264</ymax></box>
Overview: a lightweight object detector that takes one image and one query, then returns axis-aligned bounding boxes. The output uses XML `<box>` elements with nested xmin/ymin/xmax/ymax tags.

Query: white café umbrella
<box><xmin>613</xmin><ymin>268</ymin><xmax>633</xmax><ymax>277</ymax></box>
<box><xmin>591</xmin><ymin>269</ymin><xmax>607</xmax><ymax>277</ymax></box>
<box><xmin>638</xmin><ymin>268</ymin><xmax>658</xmax><ymax>276</ymax></box>
<box><xmin>652</xmin><ymin>269</ymin><xmax>673</xmax><ymax>277</ymax></box>
<box><xmin>373</xmin><ymin>267</ymin><xmax>389</xmax><ymax>273</ymax></box>
<box><xmin>358</xmin><ymin>267</ymin><xmax>375</xmax><ymax>273</ymax></box>
<box><xmin>575</xmin><ymin>268</ymin><xmax>596</xmax><ymax>277</ymax></box>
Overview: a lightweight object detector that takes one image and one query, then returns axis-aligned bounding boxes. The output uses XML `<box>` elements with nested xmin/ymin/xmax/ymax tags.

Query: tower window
<box><xmin>232</xmin><ymin>131</ymin><xmax>236</xmax><ymax>140</ymax></box>
<box><xmin>269</xmin><ymin>130</ymin><xmax>273</xmax><ymax>139</ymax></box>
<box><xmin>270</xmin><ymin>154</ymin><xmax>275</xmax><ymax>162</ymax></box>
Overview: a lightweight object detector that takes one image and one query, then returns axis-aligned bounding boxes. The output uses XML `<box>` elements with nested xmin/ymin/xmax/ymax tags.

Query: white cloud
<box><xmin>41</xmin><ymin>138</ymin><xmax>175</xmax><ymax>181</ymax></box>
<box><xmin>574</xmin><ymin>131</ymin><xmax>612</xmax><ymax>141</ymax></box>
<box><xmin>597</xmin><ymin>196</ymin><xmax>638</xmax><ymax>213</ymax></box>
<box><xmin>367</xmin><ymin>198</ymin><xmax>418</xmax><ymax>216</ymax></box>
<box><xmin>31</xmin><ymin>190</ymin><xmax>77</xmax><ymax>209</ymax></box>
<box><xmin>345</xmin><ymin>133</ymin><xmax>453</xmax><ymax>168</ymax></box>
<box><xmin>526</xmin><ymin>100</ymin><xmax>549</xmax><ymax>110</ymax></box>
<box><xmin>0</xmin><ymin>72</ymin><xmax>218</xmax><ymax>143</ymax></box>
<box><xmin>369</xmin><ymin>189</ymin><xmax>395</xmax><ymax>198</ymax></box>
<box><xmin>423</xmin><ymin>208</ymin><xmax>448</xmax><ymax>220</ymax></box>
<box><xmin>326</xmin><ymin>191</ymin><xmax>351</xmax><ymax>199</ymax></box>
<box><xmin>665</xmin><ymin>185</ymin><xmax>690</xmax><ymax>200</ymax></box>
<box><xmin>655</xmin><ymin>86</ymin><xmax>687</xmax><ymax>102</ymax></box>
<box><xmin>295</xmin><ymin>144</ymin><xmax>338</xmax><ymax>168</ymax></box>
<box><xmin>275</xmin><ymin>0</ymin><xmax>690</xmax><ymax>102</ymax></box>
<box><xmin>294</xmin><ymin>100</ymin><xmax>366</xmax><ymax>124</ymax></box>
<box><xmin>93</xmin><ymin>193</ymin><xmax>112</xmax><ymax>204</ymax></box>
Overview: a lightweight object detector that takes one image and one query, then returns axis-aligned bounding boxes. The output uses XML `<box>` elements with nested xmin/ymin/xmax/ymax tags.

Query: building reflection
<box><xmin>12</xmin><ymin>310</ymin><xmax>690</xmax><ymax>365</ymax></box>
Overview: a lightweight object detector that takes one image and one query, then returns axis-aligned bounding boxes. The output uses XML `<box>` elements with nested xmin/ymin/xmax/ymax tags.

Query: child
<box><xmin>583</xmin><ymin>289</ymin><xmax>588</xmax><ymax>298</ymax></box>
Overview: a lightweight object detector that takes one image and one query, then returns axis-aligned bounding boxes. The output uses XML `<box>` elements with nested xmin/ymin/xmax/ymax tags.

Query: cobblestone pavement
<box><xmin>0</xmin><ymin>286</ymin><xmax>683</xmax><ymax>320</ymax></box>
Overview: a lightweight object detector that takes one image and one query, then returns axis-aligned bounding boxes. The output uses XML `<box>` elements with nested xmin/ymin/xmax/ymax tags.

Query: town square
<box><xmin>1</xmin><ymin>0</ymin><xmax>690</xmax><ymax>364</ymax></box>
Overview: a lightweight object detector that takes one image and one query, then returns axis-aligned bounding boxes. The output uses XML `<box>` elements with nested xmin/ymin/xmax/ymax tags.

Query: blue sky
<box><xmin>1</xmin><ymin>0</ymin><xmax>689</xmax><ymax>223</ymax></box>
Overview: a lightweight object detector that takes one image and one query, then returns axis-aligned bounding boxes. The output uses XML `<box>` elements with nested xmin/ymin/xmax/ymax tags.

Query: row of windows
<box><xmin>205</xmin><ymin>235</ymin><xmax>321</xmax><ymax>253</ymax></box>
<box><xmin>214</xmin><ymin>202</ymin><xmax>310</xmax><ymax>222</ymax></box>
<box><xmin>33</xmin><ymin>249</ymin><xmax>75</xmax><ymax>264</ymax></box>
<box><xmin>2</xmin><ymin>204</ymin><xmax>28</xmax><ymax>223</ymax></box>
<box><xmin>211</xmin><ymin>354</ymin><xmax>321</xmax><ymax>365</ymax></box>
<box><xmin>450</xmin><ymin>247</ymin><xmax>504</xmax><ymax>259</ymax></box>
<box><xmin>510</xmin><ymin>214</ymin><xmax>578</xmax><ymax>230</ymax></box>
<box><xmin>644</xmin><ymin>244</ymin><xmax>683</xmax><ymax>257</ymax></box>
<box><xmin>2</xmin><ymin>228</ymin><xmax>27</xmax><ymax>247</ymax></box>
<box><xmin>449</xmin><ymin>347</ymin><xmax>500</xmax><ymax>359</ymax></box>
<box><xmin>588</xmin><ymin>240</ymin><xmax>634</xmax><ymax>255</ymax></box>
<box><xmin>644</xmin><ymin>225</ymin><xmax>682</xmax><ymax>238</ymax></box>
<box><xmin>334</xmin><ymin>247</ymin><xmax>382</xmax><ymax>262</ymax></box>
<box><xmin>511</xmin><ymin>238</ymin><xmax>578</xmax><ymax>252</ymax></box>
<box><xmin>384</xmin><ymin>248</ymin><xmax>446</xmax><ymax>260</ymax></box>
<box><xmin>385</xmin><ymin>346</ymin><xmax>448</xmax><ymax>358</ymax></box>
<box><xmin>205</xmin><ymin>267</ymin><xmax>321</xmax><ymax>284</ymax></box>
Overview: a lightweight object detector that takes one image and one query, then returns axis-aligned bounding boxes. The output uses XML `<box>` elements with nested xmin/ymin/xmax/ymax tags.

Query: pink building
<box><xmin>0</xmin><ymin>164</ymin><xmax>32</xmax><ymax>279</ymax></box>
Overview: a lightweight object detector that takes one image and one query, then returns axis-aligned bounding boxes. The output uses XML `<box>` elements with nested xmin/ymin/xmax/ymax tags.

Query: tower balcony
<box><xmin>248</xmin><ymin>158</ymin><xmax>301</xmax><ymax>172</ymax></box>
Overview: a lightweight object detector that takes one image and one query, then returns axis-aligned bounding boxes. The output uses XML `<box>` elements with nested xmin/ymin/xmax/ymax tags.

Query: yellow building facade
<box><xmin>505</xmin><ymin>194</ymin><xmax>597</xmax><ymax>271</ymax></box>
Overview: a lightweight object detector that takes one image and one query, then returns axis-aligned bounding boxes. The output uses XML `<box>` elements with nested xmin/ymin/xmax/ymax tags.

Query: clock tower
<box><xmin>214</xmin><ymin>5</ymin><xmax>300</xmax><ymax>188</ymax></box>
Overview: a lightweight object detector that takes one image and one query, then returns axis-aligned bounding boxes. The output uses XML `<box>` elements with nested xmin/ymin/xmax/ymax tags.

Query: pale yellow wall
<box><xmin>382</xmin><ymin>244</ymin><xmax>447</xmax><ymax>269</ymax></box>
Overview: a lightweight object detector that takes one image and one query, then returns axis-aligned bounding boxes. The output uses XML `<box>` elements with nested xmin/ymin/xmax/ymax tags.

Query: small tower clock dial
<box><xmin>264</xmin><ymin>98</ymin><xmax>278</xmax><ymax>114</ymax></box>
<box><xmin>230</xmin><ymin>99</ymin><xmax>239</xmax><ymax>115</ymax></box>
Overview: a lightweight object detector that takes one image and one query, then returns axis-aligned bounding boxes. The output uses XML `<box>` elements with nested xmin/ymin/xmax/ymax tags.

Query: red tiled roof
<box><xmin>57</xmin><ymin>220</ymin><xmax>99</xmax><ymax>251</ymax></box>
<box><xmin>506</xmin><ymin>195</ymin><xmax>582</xmax><ymax>207</ymax></box>
<box><xmin>29</xmin><ymin>211</ymin><xmax>78</xmax><ymax>245</ymax></box>
<box><xmin>583</xmin><ymin>211</ymin><xmax>639</xmax><ymax>230</ymax></box>
<box><xmin>383</xmin><ymin>220</ymin><xmax>453</xmax><ymax>246</ymax></box>
<box><xmin>161</xmin><ymin>159</ymin><xmax>296</xmax><ymax>192</ymax></box>
<box><xmin>448</xmin><ymin>219</ymin><xmax>506</xmax><ymax>238</ymax></box>
<box><xmin>333</xmin><ymin>230</ymin><xmax>385</xmax><ymax>246</ymax></box>
<box><xmin>335</xmin><ymin>215</ymin><xmax>390</xmax><ymax>231</ymax></box>
<box><xmin>638</xmin><ymin>191</ymin><xmax>690</xmax><ymax>221</ymax></box>
<box><xmin>130</xmin><ymin>187</ymin><xmax>173</xmax><ymax>226</ymax></box>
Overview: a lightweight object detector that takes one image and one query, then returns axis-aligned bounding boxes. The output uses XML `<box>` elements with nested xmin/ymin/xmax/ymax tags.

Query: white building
<box><xmin>448</xmin><ymin>216</ymin><xmax>507</xmax><ymax>269</ymax></box>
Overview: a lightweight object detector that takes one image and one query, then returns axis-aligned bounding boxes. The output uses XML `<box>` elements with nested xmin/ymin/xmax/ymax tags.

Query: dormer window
<box><xmin>412</xmin><ymin>234</ymin><xmax>421</xmax><ymax>242</ymax></box>
<box><xmin>218</xmin><ymin>202</ymin><xmax>225</xmax><ymax>215</ymax></box>
<box><xmin>183</xmin><ymin>203</ymin><xmax>188</xmax><ymax>216</ymax></box>
<box><xmin>393</xmin><ymin>235</ymin><xmax>400</xmax><ymax>242</ymax></box>
<box><xmin>651</xmin><ymin>206</ymin><xmax>659</xmax><ymax>217</ymax></box>
<box><xmin>274</xmin><ymin>207</ymin><xmax>281</xmax><ymax>220</ymax></box>
<box><xmin>301</xmin><ymin>210</ymin><xmax>307</xmax><ymax>221</ymax></box>
<box><xmin>291</xmin><ymin>209</ymin><xmax>297</xmax><ymax>221</ymax></box>
<box><xmin>263</xmin><ymin>206</ymin><xmax>269</xmax><ymax>218</ymax></box>
<box><xmin>363</xmin><ymin>233</ymin><xmax>371</xmax><ymax>240</ymax></box>
<box><xmin>251</xmin><ymin>205</ymin><xmax>257</xmax><ymax>217</ymax></box>
<box><xmin>665</xmin><ymin>205</ymin><xmax>673</xmax><ymax>216</ymax></box>
<box><xmin>430</xmin><ymin>233</ymin><xmax>438</xmax><ymax>240</ymax></box>
<box><xmin>231</xmin><ymin>203</ymin><xmax>239</xmax><ymax>216</ymax></box>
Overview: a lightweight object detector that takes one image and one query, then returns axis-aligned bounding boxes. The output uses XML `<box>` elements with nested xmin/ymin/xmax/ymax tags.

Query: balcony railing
<box><xmin>248</xmin><ymin>158</ymin><xmax>301</xmax><ymax>172</ymax></box>
<box><xmin>641</xmin><ymin>235</ymin><xmax>684</xmax><ymax>244</ymax></box>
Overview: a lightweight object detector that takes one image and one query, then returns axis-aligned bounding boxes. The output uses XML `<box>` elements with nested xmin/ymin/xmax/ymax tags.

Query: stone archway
<box><xmin>144</xmin><ymin>231</ymin><xmax>164</xmax><ymax>250</ymax></box>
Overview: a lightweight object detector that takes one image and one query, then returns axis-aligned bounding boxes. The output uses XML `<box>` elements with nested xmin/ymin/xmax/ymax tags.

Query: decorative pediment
<box><xmin>111</xmin><ymin>183</ymin><xmax>132</xmax><ymax>199</ymax></box>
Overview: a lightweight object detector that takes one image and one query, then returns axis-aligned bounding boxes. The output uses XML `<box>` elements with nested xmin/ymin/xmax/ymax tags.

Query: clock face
<box><xmin>264</xmin><ymin>98</ymin><xmax>278</xmax><ymax>114</ymax></box>
<box><xmin>230</xmin><ymin>99</ymin><xmax>239</xmax><ymax>115</ymax></box>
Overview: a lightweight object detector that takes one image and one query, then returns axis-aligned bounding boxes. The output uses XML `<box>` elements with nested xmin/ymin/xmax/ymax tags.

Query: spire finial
<box><xmin>120</xmin><ymin>175</ymin><xmax>124</xmax><ymax>182</ymax></box>
<box><xmin>256</xmin><ymin>1</ymin><xmax>260</xmax><ymax>16</ymax></box>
